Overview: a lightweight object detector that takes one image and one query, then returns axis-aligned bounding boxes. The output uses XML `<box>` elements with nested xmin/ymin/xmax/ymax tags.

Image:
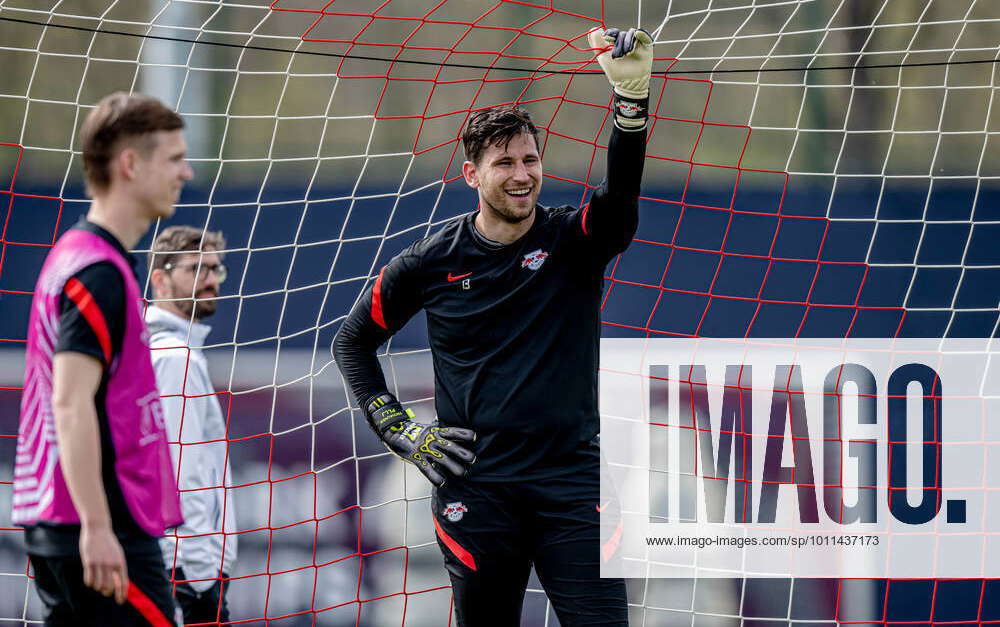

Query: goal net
<box><xmin>0</xmin><ymin>0</ymin><xmax>997</xmax><ymax>625</ymax></box>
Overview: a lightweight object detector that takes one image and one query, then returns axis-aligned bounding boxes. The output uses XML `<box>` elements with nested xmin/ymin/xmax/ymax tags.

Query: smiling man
<box><xmin>146</xmin><ymin>226</ymin><xmax>236</xmax><ymax>626</ymax></box>
<box><xmin>334</xmin><ymin>27</ymin><xmax>652</xmax><ymax>626</ymax></box>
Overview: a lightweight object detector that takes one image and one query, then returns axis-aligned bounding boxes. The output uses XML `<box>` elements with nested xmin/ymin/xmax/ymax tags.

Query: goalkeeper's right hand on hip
<box><xmin>365</xmin><ymin>393</ymin><xmax>477</xmax><ymax>486</ymax></box>
<box><xmin>589</xmin><ymin>26</ymin><xmax>654</xmax><ymax>130</ymax></box>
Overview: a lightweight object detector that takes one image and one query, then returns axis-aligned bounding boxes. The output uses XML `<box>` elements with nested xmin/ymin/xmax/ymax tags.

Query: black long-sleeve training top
<box><xmin>334</xmin><ymin>125</ymin><xmax>647</xmax><ymax>481</ymax></box>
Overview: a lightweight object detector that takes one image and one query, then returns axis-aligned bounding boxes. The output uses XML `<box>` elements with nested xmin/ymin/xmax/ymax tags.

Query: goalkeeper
<box><xmin>334</xmin><ymin>27</ymin><xmax>650</xmax><ymax>626</ymax></box>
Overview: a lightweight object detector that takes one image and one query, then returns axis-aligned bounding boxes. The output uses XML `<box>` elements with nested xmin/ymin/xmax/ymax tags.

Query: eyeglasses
<box><xmin>164</xmin><ymin>262</ymin><xmax>228</xmax><ymax>283</ymax></box>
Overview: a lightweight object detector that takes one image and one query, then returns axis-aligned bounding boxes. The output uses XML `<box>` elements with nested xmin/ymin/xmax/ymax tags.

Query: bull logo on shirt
<box><xmin>521</xmin><ymin>249</ymin><xmax>549</xmax><ymax>271</ymax></box>
<box><xmin>443</xmin><ymin>501</ymin><xmax>468</xmax><ymax>522</ymax></box>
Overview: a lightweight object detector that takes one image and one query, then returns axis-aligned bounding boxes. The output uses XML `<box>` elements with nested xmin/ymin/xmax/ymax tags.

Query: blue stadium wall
<box><xmin>2</xmin><ymin>179</ymin><xmax>998</xmax><ymax>347</ymax></box>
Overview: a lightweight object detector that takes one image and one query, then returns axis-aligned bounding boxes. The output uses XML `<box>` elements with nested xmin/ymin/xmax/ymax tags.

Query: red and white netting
<box><xmin>0</xmin><ymin>0</ymin><xmax>997</xmax><ymax>624</ymax></box>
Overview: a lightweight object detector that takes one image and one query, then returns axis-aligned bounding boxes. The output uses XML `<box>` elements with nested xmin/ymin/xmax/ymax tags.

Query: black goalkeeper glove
<box><xmin>589</xmin><ymin>26</ymin><xmax>654</xmax><ymax>130</ymax></box>
<box><xmin>365</xmin><ymin>393</ymin><xmax>477</xmax><ymax>486</ymax></box>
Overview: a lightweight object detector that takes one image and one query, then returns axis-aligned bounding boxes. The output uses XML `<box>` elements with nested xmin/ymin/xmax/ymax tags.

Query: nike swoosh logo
<box><xmin>596</xmin><ymin>501</ymin><xmax>611</xmax><ymax>513</ymax></box>
<box><xmin>447</xmin><ymin>272</ymin><xmax>473</xmax><ymax>282</ymax></box>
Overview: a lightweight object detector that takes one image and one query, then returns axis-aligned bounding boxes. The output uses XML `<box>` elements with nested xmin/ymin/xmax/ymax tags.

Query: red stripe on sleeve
<box><xmin>433</xmin><ymin>516</ymin><xmax>477</xmax><ymax>571</ymax></box>
<box><xmin>64</xmin><ymin>276</ymin><xmax>112</xmax><ymax>365</ymax></box>
<box><xmin>581</xmin><ymin>202</ymin><xmax>591</xmax><ymax>236</ymax></box>
<box><xmin>371</xmin><ymin>267</ymin><xmax>387</xmax><ymax>330</ymax></box>
<box><xmin>126</xmin><ymin>581</ymin><xmax>173</xmax><ymax>627</ymax></box>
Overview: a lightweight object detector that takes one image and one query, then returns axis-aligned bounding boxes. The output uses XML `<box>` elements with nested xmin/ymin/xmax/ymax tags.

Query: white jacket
<box><xmin>146</xmin><ymin>305</ymin><xmax>237</xmax><ymax>591</ymax></box>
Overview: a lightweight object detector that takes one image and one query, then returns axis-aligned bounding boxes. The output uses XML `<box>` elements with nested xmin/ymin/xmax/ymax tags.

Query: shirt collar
<box><xmin>465</xmin><ymin>207</ymin><xmax>542</xmax><ymax>252</ymax></box>
<box><xmin>144</xmin><ymin>304</ymin><xmax>212</xmax><ymax>348</ymax></box>
<box><xmin>74</xmin><ymin>217</ymin><xmax>141</xmax><ymax>279</ymax></box>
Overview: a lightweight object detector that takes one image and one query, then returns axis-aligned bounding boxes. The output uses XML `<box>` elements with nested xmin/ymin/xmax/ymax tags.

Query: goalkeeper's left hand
<box><xmin>589</xmin><ymin>26</ymin><xmax>654</xmax><ymax>130</ymax></box>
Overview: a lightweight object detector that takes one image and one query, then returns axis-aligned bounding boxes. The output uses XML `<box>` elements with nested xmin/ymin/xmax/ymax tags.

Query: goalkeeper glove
<box><xmin>365</xmin><ymin>393</ymin><xmax>477</xmax><ymax>486</ymax></box>
<box><xmin>589</xmin><ymin>26</ymin><xmax>654</xmax><ymax>130</ymax></box>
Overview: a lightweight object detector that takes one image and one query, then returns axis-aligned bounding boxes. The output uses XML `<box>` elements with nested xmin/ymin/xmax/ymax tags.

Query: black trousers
<box><xmin>170</xmin><ymin>567</ymin><xmax>230</xmax><ymax>626</ymax></box>
<box><xmin>30</xmin><ymin>551</ymin><xmax>179</xmax><ymax>626</ymax></box>
<box><xmin>432</xmin><ymin>461</ymin><xmax>628</xmax><ymax>627</ymax></box>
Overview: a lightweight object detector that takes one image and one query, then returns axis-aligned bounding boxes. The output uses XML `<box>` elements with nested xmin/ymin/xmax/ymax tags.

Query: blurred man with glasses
<box><xmin>147</xmin><ymin>225</ymin><xmax>236</xmax><ymax>625</ymax></box>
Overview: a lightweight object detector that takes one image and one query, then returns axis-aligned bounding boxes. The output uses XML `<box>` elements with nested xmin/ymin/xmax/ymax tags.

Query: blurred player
<box><xmin>334</xmin><ymin>27</ymin><xmax>651</xmax><ymax>626</ymax></box>
<box><xmin>11</xmin><ymin>93</ymin><xmax>192</xmax><ymax>625</ymax></box>
<box><xmin>147</xmin><ymin>226</ymin><xmax>235</xmax><ymax>625</ymax></box>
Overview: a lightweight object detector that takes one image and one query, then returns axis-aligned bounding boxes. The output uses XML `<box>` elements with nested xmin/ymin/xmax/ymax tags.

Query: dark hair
<box><xmin>149</xmin><ymin>225</ymin><xmax>226</xmax><ymax>274</ymax></box>
<box><xmin>80</xmin><ymin>92</ymin><xmax>184</xmax><ymax>195</ymax></box>
<box><xmin>462</xmin><ymin>106</ymin><xmax>539</xmax><ymax>164</ymax></box>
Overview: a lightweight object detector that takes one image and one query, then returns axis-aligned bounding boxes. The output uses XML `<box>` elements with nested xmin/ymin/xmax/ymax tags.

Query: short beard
<box><xmin>193</xmin><ymin>299</ymin><xmax>217</xmax><ymax>320</ymax></box>
<box><xmin>482</xmin><ymin>196</ymin><xmax>533</xmax><ymax>224</ymax></box>
<box><xmin>171</xmin><ymin>291</ymin><xmax>217</xmax><ymax>321</ymax></box>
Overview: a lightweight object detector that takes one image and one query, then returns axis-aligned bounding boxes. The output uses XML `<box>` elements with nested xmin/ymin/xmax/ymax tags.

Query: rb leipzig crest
<box><xmin>442</xmin><ymin>502</ymin><xmax>468</xmax><ymax>522</ymax></box>
<box><xmin>521</xmin><ymin>249</ymin><xmax>549</xmax><ymax>271</ymax></box>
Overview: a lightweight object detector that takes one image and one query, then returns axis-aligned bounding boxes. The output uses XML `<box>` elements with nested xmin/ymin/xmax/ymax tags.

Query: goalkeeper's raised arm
<box><xmin>579</xmin><ymin>27</ymin><xmax>652</xmax><ymax>260</ymax></box>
